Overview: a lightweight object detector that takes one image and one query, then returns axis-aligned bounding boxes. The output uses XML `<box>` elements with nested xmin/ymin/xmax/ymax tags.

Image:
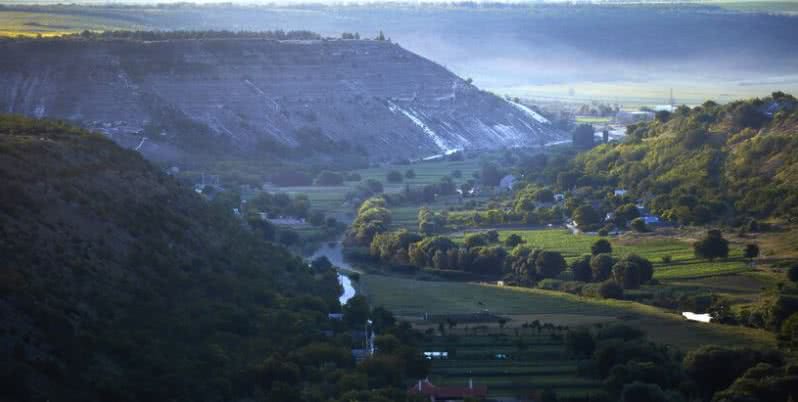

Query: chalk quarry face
<box><xmin>0</xmin><ymin>38</ymin><xmax>563</xmax><ymax>161</ymax></box>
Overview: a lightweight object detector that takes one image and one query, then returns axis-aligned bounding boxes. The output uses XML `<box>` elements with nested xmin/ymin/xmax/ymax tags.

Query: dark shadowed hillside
<box><xmin>0</xmin><ymin>115</ymin><xmax>350</xmax><ymax>401</ymax></box>
<box><xmin>0</xmin><ymin>34</ymin><xmax>562</xmax><ymax>162</ymax></box>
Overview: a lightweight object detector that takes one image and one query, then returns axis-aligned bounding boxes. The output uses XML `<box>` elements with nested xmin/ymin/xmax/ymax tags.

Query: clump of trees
<box><xmin>347</xmin><ymin>196</ymin><xmax>392</xmax><ymax>245</ymax></box>
<box><xmin>563</xmin><ymin>324</ymin><xmax>794</xmax><ymax>402</ymax></box>
<box><xmin>694</xmin><ymin>229</ymin><xmax>729</xmax><ymax>261</ymax></box>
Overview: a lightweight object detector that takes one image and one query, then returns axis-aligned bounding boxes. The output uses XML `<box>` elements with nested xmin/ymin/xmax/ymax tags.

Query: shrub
<box><xmin>405</xmin><ymin>169</ymin><xmax>416</xmax><ymax>179</ymax></box>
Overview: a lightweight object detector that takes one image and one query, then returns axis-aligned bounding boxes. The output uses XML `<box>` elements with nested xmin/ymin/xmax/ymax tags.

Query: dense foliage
<box><xmin>566</xmin><ymin>93</ymin><xmax>798</xmax><ymax>224</ymax></box>
<box><xmin>0</xmin><ymin>116</ymin><xmax>422</xmax><ymax>402</ymax></box>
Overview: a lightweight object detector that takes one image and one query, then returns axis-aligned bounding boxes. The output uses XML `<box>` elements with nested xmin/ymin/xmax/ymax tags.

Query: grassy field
<box><xmin>574</xmin><ymin>116</ymin><xmax>611</xmax><ymax>124</ymax></box>
<box><xmin>449</xmin><ymin>228</ymin><xmax>754</xmax><ymax>280</ymax></box>
<box><xmin>268</xmin><ymin>157</ymin><xmax>485</xmax><ymax>221</ymax></box>
<box><xmin>360</xmin><ymin>274</ymin><xmax>776</xmax><ymax>351</ymax></box>
<box><xmin>422</xmin><ymin>333</ymin><xmax>601</xmax><ymax>399</ymax></box>
<box><xmin>0</xmin><ymin>10</ymin><xmax>140</xmax><ymax>37</ymax></box>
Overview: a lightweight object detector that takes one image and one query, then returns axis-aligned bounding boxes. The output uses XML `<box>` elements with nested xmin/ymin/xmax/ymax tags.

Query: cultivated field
<box><xmin>422</xmin><ymin>333</ymin><xmax>602</xmax><ymax>399</ymax></box>
<box><xmin>360</xmin><ymin>274</ymin><xmax>776</xmax><ymax>351</ymax></box>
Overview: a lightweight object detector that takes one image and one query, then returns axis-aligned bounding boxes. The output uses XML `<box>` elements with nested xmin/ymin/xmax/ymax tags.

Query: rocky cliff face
<box><xmin>0</xmin><ymin>38</ymin><xmax>563</xmax><ymax>161</ymax></box>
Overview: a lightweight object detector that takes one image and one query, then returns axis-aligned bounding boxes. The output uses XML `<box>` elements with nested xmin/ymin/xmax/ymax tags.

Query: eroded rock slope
<box><xmin>0</xmin><ymin>38</ymin><xmax>563</xmax><ymax>160</ymax></box>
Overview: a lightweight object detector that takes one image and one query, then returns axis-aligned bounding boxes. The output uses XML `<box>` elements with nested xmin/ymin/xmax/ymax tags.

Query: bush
<box><xmin>598</xmin><ymin>281</ymin><xmax>624</xmax><ymax>299</ymax></box>
<box><xmin>405</xmin><ymin>169</ymin><xmax>416</xmax><ymax>179</ymax></box>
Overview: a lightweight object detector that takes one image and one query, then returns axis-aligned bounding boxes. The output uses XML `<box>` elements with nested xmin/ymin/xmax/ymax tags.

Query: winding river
<box><xmin>310</xmin><ymin>240</ymin><xmax>357</xmax><ymax>305</ymax></box>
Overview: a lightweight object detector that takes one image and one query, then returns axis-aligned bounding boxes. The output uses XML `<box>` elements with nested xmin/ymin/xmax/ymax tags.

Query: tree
<box><xmin>405</xmin><ymin>169</ymin><xmax>416</xmax><ymax>179</ymax></box>
<box><xmin>612</xmin><ymin>260</ymin><xmax>642</xmax><ymax>289</ymax></box>
<box><xmin>573</xmin><ymin>205</ymin><xmax>601</xmax><ymax>227</ymax></box>
<box><xmin>789</xmin><ymin>265</ymin><xmax>798</xmax><ymax>283</ymax></box>
<box><xmin>310</xmin><ymin>256</ymin><xmax>333</xmax><ymax>271</ymax></box>
<box><xmin>565</xmin><ymin>327</ymin><xmax>595</xmax><ymax>357</ymax></box>
<box><xmin>591</xmin><ymin>239</ymin><xmax>612</xmax><ymax>256</ymax></box>
<box><xmin>571</xmin><ymin>255</ymin><xmax>593</xmax><ymax>282</ymax></box>
<box><xmin>464</xmin><ymin>233</ymin><xmax>489</xmax><ymax>249</ymax></box>
<box><xmin>614</xmin><ymin>203</ymin><xmax>640</xmax><ymax>226</ymax></box>
<box><xmin>557</xmin><ymin>171</ymin><xmax>578</xmax><ymax>191</ymax></box>
<box><xmin>694</xmin><ymin>229</ymin><xmax>729</xmax><ymax>261</ymax></box>
<box><xmin>744</xmin><ymin>244</ymin><xmax>760</xmax><ymax>264</ymax></box>
<box><xmin>343</xmin><ymin>295</ymin><xmax>370</xmax><ymax>327</ymax></box>
<box><xmin>309</xmin><ymin>210</ymin><xmax>325</xmax><ymax>226</ymax></box>
<box><xmin>572</xmin><ymin>123</ymin><xmax>595</xmax><ymax>150</ymax></box>
<box><xmin>620</xmin><ymin>382</ymin><xmax>667</xmax><ymax>402</ymax></box>
<box><xmin>535</xmin><ymin>251</ymin><xmax>566</xmax><ymax>279</ymax></box>
<box><xmin>504</xmin><ymin>233</ymin><xmax>524</xmax><ymax>248</ymax></box>
<box><xmin>598</xmin><ymin>281</ymin><xmax>624</xmax><ymax>299</ymax></box>
<box><xmin>626</xmin><ymin>255</ymin><xmax>654</xmax><ymax>284</ymax></box>
<box><xmin>278</xmin><ymin>229</ymin><xmax>300</xmax><ymax>246</ymax></box>
<box><xmin>386</xmin><ymin>170</ymin><xmax>403</xmax><ymax>183</ymax></box>
<box><xmin>630</xmin><ymin>217</ymin><xmax>647</xmax><ymax>233</ymax></box>
<box><xmin>479</xmin><ymin>162</ymin><xmax>502</xmax><ymax>187</ymax></box>
<box><xmin>591</xmin><ymin>253</ymin><xmax>614</xmax><ymax>281</ymax></box>
<box><xmin>683</xmin><ymin>345</ymin><xmax>783</xmax><ymax>401</ymax></box>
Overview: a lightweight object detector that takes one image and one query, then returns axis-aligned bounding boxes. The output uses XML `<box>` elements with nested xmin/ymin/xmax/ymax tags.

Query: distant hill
<box><xmin>0</xmin><ymin>115</ymin><xmax>343</xmax><ymax>401</ymax></box>
<box><xmin>0</xmin><ymin>34</ymin><xmax>562</xmax><ymax>162</ymax></box>
<box><xmin>568</xmin><ymin>92</ymin><xmax>798</xmax><ymax>224</ymax></box>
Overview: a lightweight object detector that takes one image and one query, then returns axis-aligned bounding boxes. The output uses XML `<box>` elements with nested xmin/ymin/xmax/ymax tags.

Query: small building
<box><xmin>643</xmin><ymin>215</ymin><xmax>660</xmax><ymax>225</ymax></box>
<box><xmin>614</xmin><ymin>189</ymin><xmax>627</xmax><ymax>197</ymax></box>
<box><xmin>408</xmin><ymin>379</ymin><xmax>487</xmax><ymax>402</ymax></box>
<box><xmin>553</xmin><ymin>193</ymin><xmax>565</xmax><ymax>202</ymax></box>
<box><xmin>328</xmin><ymin>313</ymin><xmax>344</xmax><ymax>321</ymax></box>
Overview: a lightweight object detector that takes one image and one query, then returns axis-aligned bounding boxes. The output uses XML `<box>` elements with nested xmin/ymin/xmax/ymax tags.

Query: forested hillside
<box><xmin>0</xmin><ymin>116</ymin><xmax>423</xmax><ymax>402</ymax></box>
<box><xmin>567</xmin><ymin>92</ymin><xmax>798</xmax><ymax>224</ymax></box>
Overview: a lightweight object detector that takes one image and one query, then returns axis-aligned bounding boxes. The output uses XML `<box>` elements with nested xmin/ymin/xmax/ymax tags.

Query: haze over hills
<box><xmin>0</xmin><ymin>34</ymin><xmax>562</xmax><ymax>162</ymax></box>
<box><xmin>2</xmin><ymin>2</ymin><xmax>798</xmax><ymax>104</ymax></box>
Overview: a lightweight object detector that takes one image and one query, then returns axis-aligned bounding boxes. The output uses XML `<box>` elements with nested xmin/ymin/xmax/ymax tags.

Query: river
<box><xmin>309</xmin><ymin>240</ymin><xmax>357</xmax><ymax>305</ymax></box>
